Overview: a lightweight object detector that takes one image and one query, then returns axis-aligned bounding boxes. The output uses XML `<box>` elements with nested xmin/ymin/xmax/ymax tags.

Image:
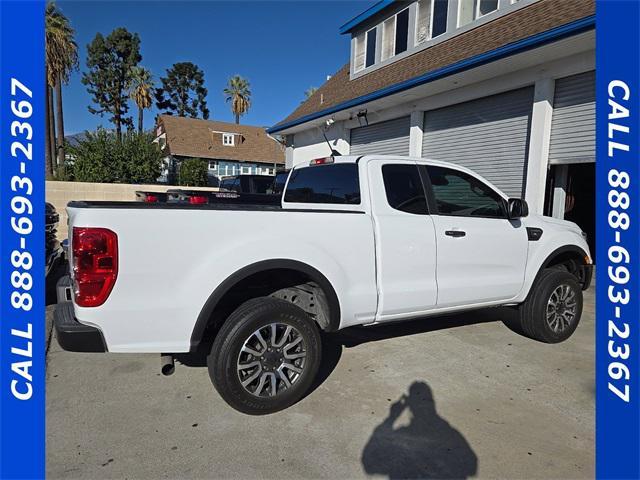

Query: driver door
<box><xmin>424</xmin><ymin>165</ymin><xmax>528</xmax><ymax>308</ymax></box>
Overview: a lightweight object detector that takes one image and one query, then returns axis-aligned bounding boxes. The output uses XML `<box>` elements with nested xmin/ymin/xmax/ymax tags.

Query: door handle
<box><xmin>445</xmin><ymin>230</ymin><xmax>466</xmax><ymax>237</ymax></box>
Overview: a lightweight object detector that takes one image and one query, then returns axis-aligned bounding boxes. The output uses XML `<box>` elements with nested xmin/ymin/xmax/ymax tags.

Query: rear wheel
<box><xmin>512</xmin><ymin>268</ymin><xmax>583</xmax><ymax>343</ymax></box>
<box><xmin>207</xmin><ymin>297</ymin><xmax>321</xmax><ymax>415</ymax></box>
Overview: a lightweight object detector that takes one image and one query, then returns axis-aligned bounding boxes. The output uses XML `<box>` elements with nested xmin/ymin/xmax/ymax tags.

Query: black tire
<box><xmin>207</xmin><ymin>297</ymin><xmax>321</xmax><ymax>415</ymax></box>
<box><xmin>513</xmin><ymin>268</ymin><xmax>583</xmax><ymax>343</ymax></box>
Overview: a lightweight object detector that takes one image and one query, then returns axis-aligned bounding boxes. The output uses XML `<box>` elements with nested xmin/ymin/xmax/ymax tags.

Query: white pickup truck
<box><xmin>55</xmin><ymin>155</ymin><xmax>592</xmax><ymax>414</ymax></box>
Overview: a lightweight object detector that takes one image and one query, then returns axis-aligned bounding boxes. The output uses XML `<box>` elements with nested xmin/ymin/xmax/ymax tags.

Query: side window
<box><xmin>221</xmin><ymin>177</ymin><xmax>240</xmax><ymax>192</ymax></box>
<box><xmin>284</xmin><ymin>163</ymin><xmax>360</xmax><ymax>204</ymax></box>
<box><xmin>426</xmin><ymin>166</ymin><xmax>506</xmax><ymax>218</ymax></box>
<box><xmin>382</xmin><ymin>164</ymin><xmax>428</xmax><ymax>215</ymax></box>
<box><xmin>252</xmin><ymin>176</ymin><xmax>274</xmax><ymax>194</ymax></box>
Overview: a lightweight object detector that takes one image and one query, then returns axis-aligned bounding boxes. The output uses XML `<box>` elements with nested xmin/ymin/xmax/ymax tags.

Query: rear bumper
<box><xmin>54</xmin><ymin>301</ymin><xmax>107</xmax><ymax>352</ymax></box>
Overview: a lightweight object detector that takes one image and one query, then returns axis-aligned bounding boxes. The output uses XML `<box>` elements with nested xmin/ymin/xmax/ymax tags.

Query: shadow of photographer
<box><xmin>362</xmin><ymin>381</ymin><xmax>478</xmax><ymax>479</ymax></box>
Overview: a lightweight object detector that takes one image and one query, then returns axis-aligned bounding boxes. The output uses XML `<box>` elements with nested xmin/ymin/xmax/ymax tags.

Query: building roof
<box><xmin>270</xmin><ymin>0</ymin><xmax>594</xmax><ymax>133</ymax></box>
<box><xmin>339</xmin><ymin>0</ymin><xmax>396</xmax><ymax>35</ymax></box>
<box><xmin>158</xmin><ymin>115</ymin><xmax>285</xmax><ymax>165</ymax></box>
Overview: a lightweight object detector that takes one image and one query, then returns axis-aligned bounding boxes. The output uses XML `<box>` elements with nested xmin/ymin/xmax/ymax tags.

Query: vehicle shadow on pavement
<box><xmin>361</xmin><ymin>380</ymin><xmax>478</xmax><ymax>479</ymax></box>
<box><xmin>312</xmin><ymin>306</ymin><xmax>518</xmax><ymax>390</ymax></box>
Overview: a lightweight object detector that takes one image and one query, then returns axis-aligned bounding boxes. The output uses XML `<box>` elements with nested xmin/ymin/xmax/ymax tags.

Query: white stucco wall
<box><xmin>286</xmin><ymin>123</ymin><xmax>350</xmax><ymax>168</ymax></box>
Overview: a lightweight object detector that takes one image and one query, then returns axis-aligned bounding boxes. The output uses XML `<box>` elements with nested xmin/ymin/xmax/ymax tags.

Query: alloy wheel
<box><xmin>546</xmin><ymin>284</ymin><xmax>578</xmax><ymax>333</ymax></box>
<box><xmin>236</xmin><ymin>323</ymin><xmax>307</xmax><ymax>397</ymax></box>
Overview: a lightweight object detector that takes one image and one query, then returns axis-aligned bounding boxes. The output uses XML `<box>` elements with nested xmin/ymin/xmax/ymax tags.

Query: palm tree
<box><xmin>129</xmin><ymin>66</ymin><xmax>154</xmax><ymax>132</ymax></box>
<box><xmin>224</xmin><ymin>75</ymin><xmax>251</xmax><ymax>124</ymax></box>
<box><xmin>46</xmin><ymin>1</ymin><xmax>78</xmax><ymax>177</ymax></box>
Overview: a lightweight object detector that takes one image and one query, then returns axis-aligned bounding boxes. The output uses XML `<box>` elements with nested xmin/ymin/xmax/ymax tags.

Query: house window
<box><xmin>395</xmin><ymin>8</ymin><xmax>409</xmax><ymax>55</ymax></box>
<box><xmin>431</xmin><ymin>0</ymin><xmax>449</xmax><ymax>38</ymax></box>
<box><xmin>416</xmin><ymin>0</ymin><xmax>448</xmax><ymax>44</ymax></box>
<box><xmin>208</xmin><ymin>161</ymin><xmax>218</xmax><ymax>171</ymax></box>
<box><xmin>365</xmin><ymin>27</ymin><xmax>377</xmax><ymax>68</ymax></box>
<box><xmin>381</xmin><ymin>8</ymin><xmax>409</xmax><ymax>62</ymax></box>
<box><xmin>222</xmin><ymin>133</ymin><xmax>234</xmax><ymax>146</ymax></box>
<box><xmin>458</xmin><ymin>0</ymin><xmax>499</xmax><ymax>27</ymax></box>
<box><xmin>477</xmin><ymin>0</ymin><xmax>498</xmax><ymax>17</ymax></box>
<box><xmin>241</xmin><ymin>166</ymin><xmax>250</xmax><ymax>175</ymax></box>
<box><xmin>354</xmin><ymin>33</ymin><xmax>366</xmax><ymax>72</ymax></box>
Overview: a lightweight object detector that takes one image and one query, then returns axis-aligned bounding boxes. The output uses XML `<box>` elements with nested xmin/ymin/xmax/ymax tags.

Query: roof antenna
<box><xmin>323</xmin><ymin>118</ymin><xmax>341</xmax><ymax>156</ymax></box>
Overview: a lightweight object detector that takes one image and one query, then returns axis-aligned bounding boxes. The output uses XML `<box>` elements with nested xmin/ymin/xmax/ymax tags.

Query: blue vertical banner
<box><xmin>0</xmin><ymin>1</ymin><xmax>46</xmax><ymax>478</ymax></box>
<box><xmin>596</xmin><ymin>0</ymin><xmax>640</xmax><ymax>478</ymax></box>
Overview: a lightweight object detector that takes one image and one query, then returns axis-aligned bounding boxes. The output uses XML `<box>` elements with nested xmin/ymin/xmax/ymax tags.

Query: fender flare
<box><xmin>539</xmin><ymin>245</ymin><xmax>589</xmax><ymax>270</ymax></box>
<box><xmin>530</xmin><ymin>245</ymin><xmax>592</xmax><ymax>291</ymax></box>
<box><xmin>190</xmin><ymin>259</ymin><xmax>341</xmax><ymax>347</ymax></box>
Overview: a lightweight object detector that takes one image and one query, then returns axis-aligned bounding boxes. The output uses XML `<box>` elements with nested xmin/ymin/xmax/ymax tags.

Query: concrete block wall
<box><xmin>46</xmin><ymin>181</ymin><xmax>219</xmax><ymax>240</ymax></box>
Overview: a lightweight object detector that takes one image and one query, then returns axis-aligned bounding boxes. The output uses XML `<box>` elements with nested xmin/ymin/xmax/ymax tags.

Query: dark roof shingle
<box><xmin>159</xmin><ymin>115</ymin><xmax>284</xmax><ymax>164</ymax></box>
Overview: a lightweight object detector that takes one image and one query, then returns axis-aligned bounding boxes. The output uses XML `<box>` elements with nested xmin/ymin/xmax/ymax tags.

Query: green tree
<box><xmin>68</xmin><ymin>129</ymin><xmax>163</xmax><ymax>184</ymax></box>
<box><xmin>46</xmin><ymin>1</ymin><xmax>78</xmax><ymax>178</ymax></box>
<box><xmin>129</xmin><ymin>66</ymin><xmax>154</xmax><ymax>132</ymax></box>
<box><xmin>155</xmin><ymin>62</ymin><xmax>210</xmax><ymax>119</ymax></box>
<box><xmin>178</xmin><ymin>158</ymin><xmax>209</xmax><ymax>187</ymax></box>
<box><xmin>82</xmin><ymin>28</ymin><xmax>141</xmax><ymax>138</ymax></box>
<box><xmin>304</xmin><ymin>86</ymin><xmax>318</xmax><ymax>99</ymax></box>
<box><xmin>224</xmin><ymin>75</ymin><xmax>251</xmax><ymax>124</ymax></box>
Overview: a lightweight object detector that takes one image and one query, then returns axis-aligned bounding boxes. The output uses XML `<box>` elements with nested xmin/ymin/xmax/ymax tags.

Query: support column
<box><xmin>552</xmin><ymin>164</ymin><xmax>568</xmax><ymax>219</ymax></box>
<box><xmin>284</xmin><ymin>135</ymin><xmax>295</xmax><ymax>170</ymax></box>
<box><xmin>524</xmin><ymin>78</ymin><xmax>555</xmax><ymax>214</ymax></box>
<box><xmin>409</xmin><ymin>110</ymin><xmax>424</xmax><ymax>157</ymax></box>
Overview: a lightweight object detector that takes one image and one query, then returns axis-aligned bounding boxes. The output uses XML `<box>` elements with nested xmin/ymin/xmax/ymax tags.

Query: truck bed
<box><xmin>67</xmin><ymin>201</ymin><xmax>365</xmax><ymax>214</ymax></box>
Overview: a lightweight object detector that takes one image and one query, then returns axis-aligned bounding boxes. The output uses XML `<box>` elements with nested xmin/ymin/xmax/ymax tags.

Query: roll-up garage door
<box><xmin>350</xmin><ymin>116</ymin><xmax>410</xmax><ymax>156</ymax></box>
<box><xmin>548</xmin><ymin>71</ymin><xmax>595</xmax><ymax>164</ymax></box>
<box><xmin>422</xmin><ymin>87</ymin><xmax>534</xmax><ymax>198</ymax></box>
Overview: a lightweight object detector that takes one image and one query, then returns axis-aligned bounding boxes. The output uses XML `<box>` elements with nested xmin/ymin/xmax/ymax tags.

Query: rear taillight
<box><xmin>72</xmin><ymin>227</ymin><xmax>118</xmax><ymax>307</ymax></box>
<box><xmin>145</xmin><ymin>194</ymin><xmax>158</xmax><ymax>203</ymax></box>
<box><xmin>189</xmin><ymin>195</ymin><xmax>208</xmax><ymax>204</ymax></box>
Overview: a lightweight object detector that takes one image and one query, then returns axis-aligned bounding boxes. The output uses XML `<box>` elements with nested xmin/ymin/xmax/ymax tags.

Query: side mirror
<box><xmin>507</xmin><ymin>198</ymin><xmax>529</xmax><ymax>219</ymax></box>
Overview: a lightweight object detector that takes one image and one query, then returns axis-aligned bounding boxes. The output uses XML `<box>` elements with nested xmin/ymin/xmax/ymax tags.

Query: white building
<box><xmin>269</xmin><ymin>0</ymin><xmax>595</xmax><ymax>249</ymax></box>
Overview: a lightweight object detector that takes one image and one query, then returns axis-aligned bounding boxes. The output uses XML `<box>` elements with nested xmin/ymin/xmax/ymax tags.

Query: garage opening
<box><xmin>545</xmin><ymin>163</ymin><xmax>595</xmax><ymax>255</ymax></box>
<box><xmin>545</xmin><ymin>70</ymin><xmax>595</xmax><ymax>257</ymax></box>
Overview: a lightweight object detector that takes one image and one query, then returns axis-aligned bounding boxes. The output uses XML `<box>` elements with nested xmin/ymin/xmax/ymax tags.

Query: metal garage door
<box><xmin>422</xmin><ymin>87</ymin><xmax>534</xmax><ymax>198</ymax></box>
<box><xmin>350</xmin><ymin>116</ymin><xmax>410</xmax><ymax>156</ymax></box>
<box><xmin>549</xmin><ymin>71</ymin><xmax>595</xmax><ymax>164</ymax></box>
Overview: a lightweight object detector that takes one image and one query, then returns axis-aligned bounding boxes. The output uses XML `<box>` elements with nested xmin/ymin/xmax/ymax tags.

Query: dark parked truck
<box><xmin>134</xmin><ymin>174</ymin><xmax>284</xmax><ymax>205</ymax></box>
<box><xmin>56</xmin><ymin>155</ymin><xmax>592</xmax><ymax>414</ymax></box>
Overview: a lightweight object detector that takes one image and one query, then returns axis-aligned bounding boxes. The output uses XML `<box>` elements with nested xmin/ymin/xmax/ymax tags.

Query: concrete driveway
<box><xmin>47</xmin><ymin>287</ymin><xmax>594</xmax><ymax>479</ymax></box>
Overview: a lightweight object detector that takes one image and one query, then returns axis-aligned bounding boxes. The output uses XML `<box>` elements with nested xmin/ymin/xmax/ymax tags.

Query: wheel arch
<box><xmin>190</xmin><ymin>259</ymin><xmax>341</xmax><ymax>349</ymax></box>
<box><xmin>534</xmin><ymin>245</ymin><xmax>592</xmax><ymax>289</ymax></box>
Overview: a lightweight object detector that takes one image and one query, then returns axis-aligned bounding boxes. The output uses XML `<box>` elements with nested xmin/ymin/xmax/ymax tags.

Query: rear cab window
<box><xmin>382</xmin><ymin>164</ymin><xmax>428</xmax><ymax>215</ymax></box>
<box><xmin>284</xmin><ymin>163</ymin><xmax>361</xmax><ymax>205</ymax></box>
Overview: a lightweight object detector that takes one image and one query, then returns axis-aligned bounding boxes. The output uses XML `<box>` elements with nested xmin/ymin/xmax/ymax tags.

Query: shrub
<box><xmin>178</xmin><ymin>158</ymin><xmax>209</xmax><ymax>187</ymax></box>
<box><xmin>67</xmin><ymin>129</ymin><xmax>163</xmax><ymax>184</ymax></box>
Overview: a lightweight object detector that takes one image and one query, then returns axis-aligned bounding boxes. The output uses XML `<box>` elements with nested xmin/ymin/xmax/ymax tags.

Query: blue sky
<box><xmin>59</xmin><ymin>0</ymin><xmax>368</xmax><ymax>135</ymax></box>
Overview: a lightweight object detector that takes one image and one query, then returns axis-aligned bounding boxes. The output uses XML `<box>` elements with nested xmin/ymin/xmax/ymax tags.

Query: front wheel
<box><xmin>512</xmin><ymin>268</ymin><xmax>583</xmax><ymax>343</ymax></box>
<box><xmin>207</xmin><ymin>297</ymin><xmax>321</xmax><ymax>415</ymax></box>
